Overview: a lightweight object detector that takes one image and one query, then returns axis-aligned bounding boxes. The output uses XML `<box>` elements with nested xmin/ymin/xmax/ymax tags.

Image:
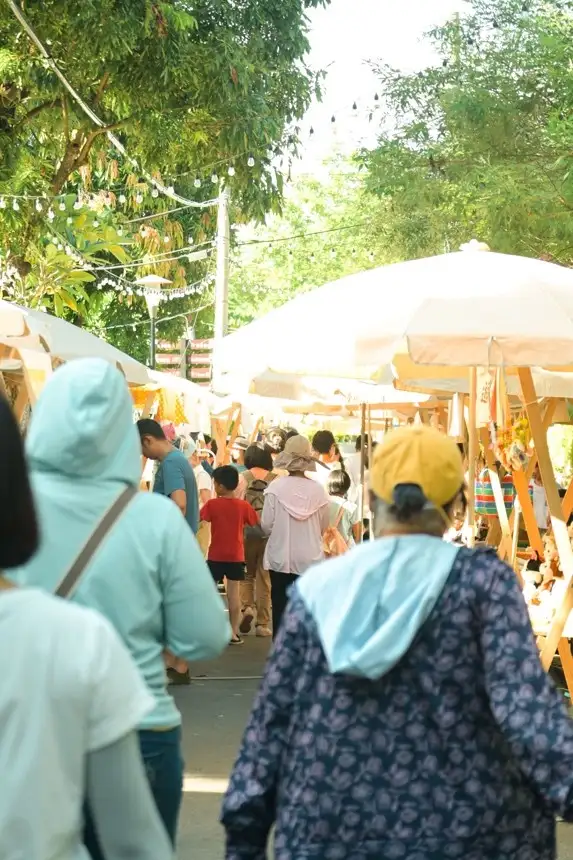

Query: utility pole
<box><xmin>212</xmin><ymin>187</ymin><xmax>230</xmax><ymax>385</ymax></box>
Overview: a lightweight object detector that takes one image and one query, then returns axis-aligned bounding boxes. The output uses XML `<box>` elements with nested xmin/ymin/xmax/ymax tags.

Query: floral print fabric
<box><xmin>222</xmin><ymin>548</ymin><xmax>573</xmax><ymax>860</ymax></box>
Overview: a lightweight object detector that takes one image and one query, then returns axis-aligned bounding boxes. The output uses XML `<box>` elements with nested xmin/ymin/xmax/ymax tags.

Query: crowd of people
<box><xmin>3</xmin><ymin>356</ymin><xmax>573</xmax><ymax>860</ymax></box>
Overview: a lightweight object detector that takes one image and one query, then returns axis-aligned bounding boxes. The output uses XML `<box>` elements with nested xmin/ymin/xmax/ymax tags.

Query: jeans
<box><xmin>84</xmin><ymin>726</ymin><xmax>184</xmax><ymax>856</ymax></box>
<box><xmin>270</xmin><ymin>570</ymin><xmax>299</xmax><ymax>640</ymax></box>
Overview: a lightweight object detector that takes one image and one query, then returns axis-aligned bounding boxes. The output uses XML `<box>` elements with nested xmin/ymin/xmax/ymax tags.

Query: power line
<box><xmin>236</xmin><ymin>220</ymin><xmax>373</xmax><ymax>248</ymax></box>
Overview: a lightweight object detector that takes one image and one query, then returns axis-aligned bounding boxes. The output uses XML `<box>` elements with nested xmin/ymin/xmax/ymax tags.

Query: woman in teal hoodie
<box><xmin>10</xmin><ymin>358</ymin><xmax>230</xmax><ymax>855</ymax></box>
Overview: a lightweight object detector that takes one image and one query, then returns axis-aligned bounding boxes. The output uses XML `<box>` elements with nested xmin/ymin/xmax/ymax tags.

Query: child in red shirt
<box><xmin>200</xmin><ymin>465</ymin><xmax>258</xmax><ymax>644</ymax></box>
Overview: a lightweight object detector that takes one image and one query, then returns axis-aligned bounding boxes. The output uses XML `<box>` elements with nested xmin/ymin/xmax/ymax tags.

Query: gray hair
<box><xmin>370</xmin><ymin>494</ymin><xmax>449</xmax><ymax>539</ymax></box>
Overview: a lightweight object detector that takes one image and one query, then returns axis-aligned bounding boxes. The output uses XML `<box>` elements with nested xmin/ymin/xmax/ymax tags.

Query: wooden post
<box><xmin>467</xmin><ymin>369</ymin><xmax>478</xmax><ymax>548</ymax></box>
<box><xmin>359</xmin><ymin>403</ymin><xmax>366</xmax><ymax>541</ymax></box>
<box><xmin>519</xmin><ymin>368</ymin><xmax>573</xmax><ymax>670</ymax></box>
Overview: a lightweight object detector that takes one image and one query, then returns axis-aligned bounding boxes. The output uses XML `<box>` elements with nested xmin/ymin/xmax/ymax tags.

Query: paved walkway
<box><xmin>174</xmin><ymin>637</ymin><xmax>573</xmax><ymax>859</ymax></box>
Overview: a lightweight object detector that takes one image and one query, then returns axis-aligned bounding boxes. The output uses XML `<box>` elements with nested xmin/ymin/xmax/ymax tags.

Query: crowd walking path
<box><xmin>173</xmin><ymin>637</ymin><xmax>573</xmax><ymax>859</ymax></box>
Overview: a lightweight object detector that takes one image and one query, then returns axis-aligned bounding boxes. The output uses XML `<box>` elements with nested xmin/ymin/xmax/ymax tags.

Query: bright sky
<box><xmin>296</xmin><ymin>0</ymin><xmax>464</xmax><ymax>170</ymax></box>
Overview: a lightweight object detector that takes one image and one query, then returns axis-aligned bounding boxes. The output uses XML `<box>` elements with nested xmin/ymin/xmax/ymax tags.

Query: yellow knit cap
<box><xmin>370</xmin><ymin>425</ymin><xmax>464</xmax><ymax>509</ymax></box>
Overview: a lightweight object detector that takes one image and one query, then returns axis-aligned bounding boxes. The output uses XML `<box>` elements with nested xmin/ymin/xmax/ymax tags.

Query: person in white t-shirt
<box><xmin>0</xmin><ymin>396</ymin><xmax>172</xmax><ymax>860</ymax></box>
<box><xmin>310</xmin><ymin>429</ymin><xmax>338</xmax><ymax>485</ymax></box>
<box><xmin>327</xmin><ymin>468</ymin><xmax>362</xmax><ymax>546</ymax></box>
<box><xmin>180</xmin><ymin>436</ymin><xmax>212</xmax><ymax>556</ymax></box>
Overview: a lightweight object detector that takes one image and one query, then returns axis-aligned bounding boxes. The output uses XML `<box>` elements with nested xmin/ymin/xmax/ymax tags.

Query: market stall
<box><xmin>216</xmin><ymin>243</ymin><xmax>573</xmax><ymax>685</ymax></box>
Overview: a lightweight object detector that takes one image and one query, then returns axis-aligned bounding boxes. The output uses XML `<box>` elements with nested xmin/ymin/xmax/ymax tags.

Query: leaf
<box><xmin>59</xmin><ymin>290</ymin><xmax>78</xmax><ymax>312</ymax></box>
<box><xmin>53</xmin><ymin>294</ymin><xmax>64</xmax><ymax>316</ymax></box>
<box><xmin>66</xmin><ymin>270</ymin><xmax>96</xmax><ymax>283</ymax></box>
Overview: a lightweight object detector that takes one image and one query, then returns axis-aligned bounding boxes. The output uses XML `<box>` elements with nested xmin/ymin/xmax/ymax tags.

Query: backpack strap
<box><xmin>334</xmin><ymin>505</ymin><xmax>345</xmax><ymax>528</ymax></box>
<box><xmin>55</xmin><ymin>487</ymin><xmax>137</xmax><ymax>599</ymax></box>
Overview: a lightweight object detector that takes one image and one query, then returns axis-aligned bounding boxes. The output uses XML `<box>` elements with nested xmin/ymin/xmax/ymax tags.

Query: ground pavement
<box><xmin>174</xmin><ymin>636</ymin><xmax>573</xmax><ymax>859</ymax></box>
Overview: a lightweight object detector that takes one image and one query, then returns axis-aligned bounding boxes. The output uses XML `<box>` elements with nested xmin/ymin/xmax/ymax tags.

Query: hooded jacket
<box><xmin>10</xmin><ymin>358</ymin><xmax>230</xmax><ymax>729</ymax></box>
<box><xmin>261</xmin><ymin>475</ymin><xmax>329</xmax><ymax>575</ymax></box>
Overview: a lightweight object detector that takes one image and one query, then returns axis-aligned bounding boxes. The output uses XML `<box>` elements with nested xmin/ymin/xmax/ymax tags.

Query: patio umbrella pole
<box><xmin>368</xmin><ymin>405</ymin><xmax>373</xmax><ymax>539</ymax></box>
<box><xmin>359</xmin><ymin>403</ymin><xmax>366</xmax><ymax>541</ymax></box>
<box><xmin>467</xmin><ymin>368</ymin><xmax>478</xmax><ymax>548</ymax></box>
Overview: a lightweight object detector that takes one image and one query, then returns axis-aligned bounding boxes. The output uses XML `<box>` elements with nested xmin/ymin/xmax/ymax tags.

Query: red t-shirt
<box><xmin>200</xmin><ymin>497</ymin><xmax>258</xmax><ymax>562</ymax></box>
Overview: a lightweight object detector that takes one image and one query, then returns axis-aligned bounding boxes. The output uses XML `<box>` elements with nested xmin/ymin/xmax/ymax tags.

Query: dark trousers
<box><xmin>270</xmin><ymin>570</ymin><xmax>299</xmax><ymax>640</ymax></box>
<box><xmin>84</xmin><ymin>726</ymin><xmax>184</xmax><ymax>856</ymax></box>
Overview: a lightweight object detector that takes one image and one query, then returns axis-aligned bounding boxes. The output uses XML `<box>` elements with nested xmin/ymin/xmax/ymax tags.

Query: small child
<box><xmin>327</xmin><ymin>469</ymin><xmax>361</xmax><ymax>547</ymax></box>
<box><xmin>200</xmin><ymin>465</ymin><xmax>258</xmax><ymax>644</ymax></box>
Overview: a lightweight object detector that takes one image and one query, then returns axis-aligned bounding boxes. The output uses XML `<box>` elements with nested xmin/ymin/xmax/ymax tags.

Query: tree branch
<box><xmin>14</xmin><ymin>99</ymin><xmax>60</xmax><ymax>128</ymax></box>
<box><xmin>94</xmin><ymin>72</ymin><xmax>110</xmax><ymax>106</ymax></box>
<box><xmin>62</xmin><ymin>94</ymin><xmax>69</xmax><ymax>141</ymax></box>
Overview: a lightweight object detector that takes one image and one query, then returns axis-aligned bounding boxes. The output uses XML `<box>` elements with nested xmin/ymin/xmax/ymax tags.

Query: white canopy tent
<box><xmin>0</xmin><ymin>300</ymin><xmax>149</xmax><ymax>385</ymax></box>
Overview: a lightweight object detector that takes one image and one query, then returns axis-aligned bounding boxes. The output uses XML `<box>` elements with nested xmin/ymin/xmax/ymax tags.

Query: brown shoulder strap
<box><xmin>55</xmin><ymin>487</ymin><xmax>137</xmax><ymax>600</ymax></box>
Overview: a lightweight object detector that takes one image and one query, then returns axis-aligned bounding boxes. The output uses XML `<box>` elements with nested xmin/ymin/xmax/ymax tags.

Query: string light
<box><xmin>247</xmin><ymin>155</ymin><xmax>255</xmax><ymax>168</ymax></box>
<box><xmin>211</xmin><ymin>174</ymin><xmax>218</xmax><ymax>184</ymax></box>
<box><xmin>12</xmin><ymin>199</ymin><xmax>19</xmax><ymax>211</ymax></box>
<box><xmin>35</xmin><ymin>200</ymin><xmax>43</xmax><ymax>212</ymax></box>
<box><xmin>227</xmin><ymin>166</ymin><xmax>236</xmax><ymax>177</ymax></box>
<box><xmin>58</xmin><ymin>202</ymin><xmax>66</xmax><ymax>211</ymax></box>
<box><xmin>194</xmin><ymin>178</ymin><xmax>201</xmax><ymax>188</ymax></box>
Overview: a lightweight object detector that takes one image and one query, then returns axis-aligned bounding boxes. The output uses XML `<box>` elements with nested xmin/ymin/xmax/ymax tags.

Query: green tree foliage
<box><xmin>360</xmin><ymin>0</ymin><xmax>573</xmax><ymax>263</ymax></box>
<box><xmin>0</xmin><ymin>0</ymin><xmax>328</xmax><ymax>345</ymax></box>
<box><xmin>228</xmin><ymin>159</ymin><xmax>390</xmax><ymax>329</ymax></box>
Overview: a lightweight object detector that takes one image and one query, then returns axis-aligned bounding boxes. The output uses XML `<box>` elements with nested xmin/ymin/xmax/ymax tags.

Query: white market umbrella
<box><xmin>217</xmin><ymin>249</ymin><xmax>573</xmax><ymax>383</ymax></box>
<box><xmin>0</xmin><ymin>300</ymin><xmax>150</xmax><ymax>385</ymax></box>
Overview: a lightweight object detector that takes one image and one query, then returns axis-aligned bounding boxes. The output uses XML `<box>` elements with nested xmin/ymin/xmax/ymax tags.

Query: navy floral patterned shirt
<box><xmin>222</xmin><ymin>548</ymin><xmax>573</xmax><ymax>860</ymax></box>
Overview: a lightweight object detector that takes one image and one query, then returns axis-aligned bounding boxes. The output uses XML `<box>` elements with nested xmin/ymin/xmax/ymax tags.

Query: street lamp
<box><xmin>134</xmin><ymin>274</ymin><xmax>172</xmax><ymax>369</ymax></box>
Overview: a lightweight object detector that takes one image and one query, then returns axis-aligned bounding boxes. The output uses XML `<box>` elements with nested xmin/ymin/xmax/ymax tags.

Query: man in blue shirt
<box><xmin>138</xmin><ymin>419</ymin><xmax>199</xmax><ymax>534</ymax></box>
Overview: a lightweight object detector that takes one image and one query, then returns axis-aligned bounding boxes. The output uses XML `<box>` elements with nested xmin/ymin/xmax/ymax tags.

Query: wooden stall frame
<box><xmin>519</xmin><ymin>368</ymin><xmax>573</xmax><ymax>673</ymax></box>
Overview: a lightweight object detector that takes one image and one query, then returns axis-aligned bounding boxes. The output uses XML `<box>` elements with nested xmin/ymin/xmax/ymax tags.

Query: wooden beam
<box><xmin>467</xmin><ymin>369</ymin><xmax>478</xmax><ymax>548</ymax></box>
<box><xmin>519</xmin><ymin>368</ymin><xmax>573</xmax><ymax>670</ymax></box>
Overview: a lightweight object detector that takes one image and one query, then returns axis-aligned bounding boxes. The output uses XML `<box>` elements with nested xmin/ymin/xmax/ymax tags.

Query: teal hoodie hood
<box><xmin>297</xmin><ymin>535</ymin><xmax>461</xmax><ymax>679</ymax></box>
<box><xmin>26</xmin><ymin>357</ymin><xmax>141</xmax><ymax>486</ymax></box>
<box><xmin>12</xmin><ymin>357</ymin><xmax>231</xmax><ymax>730</ymax></box>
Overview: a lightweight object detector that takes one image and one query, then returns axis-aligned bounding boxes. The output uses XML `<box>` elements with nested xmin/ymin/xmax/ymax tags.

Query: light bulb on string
<box><xmin>66</xmin><ymin>217</ymin><xmax>72</xmax><ymax>225</ymax></box>
<box><xmin>331</xmin><ymin>115</ymin><xmax>336</xmax><ymax>123</ymax></box>
<box><xmin>330</xmin><ymin>247</ymin><xmax>336</xmax><ymax>258</ymax></box>
<box><xmin>135</xmin><ymin>193</ymin><xmax>143</xmax><ymax>204</ymax></box>
<box><xmin>228</xmin><ymin>165</ymin><xmax>236</xmax><ymax>177</ymax></box>
<box><xmin>35</xmin><ymin>200</ymin><xmax>43</xmax><ymax>212</ymax></box>
<box><xmin>163</xmin><ymin>235</ymin><xmax>170</xmax><ymax>243</ymax></box>
<box><xmin>12</xmin><ymin>199</ymin><xmax>20</xmax><ymax>211</ymax></box>
<box><xmin>211</xmin><ymin>173</ymin><xmax>219</xmax><ymax>184</ymax></box>
<box><xmin>73</xmin><ymin>200</ymin><xmax>82</xmax><ymax>210</ymax></box>
<box><xmin>247</xmin><ymin>155</ymin><xmax>255</xmax><ymax>168</ymax></box>
<box><xmin>351</xmin><ymin>248</ymin><xmax>357</xmax><ymax>256</ymax></box>
<box><xmin>151</xmin><ymin>189</ymin><xmax>159</xmax><ymax>198</ymax></box>
<box><xmin>167</xmin><ymin>186</ymin><xmax>175</xmax><ymax>195</ymax></box>
<box><xmin>117</xmin><ymin>227</ymin><xmax>123</xmax><ymax>236</ymax></box>
<box><xmin>119</xmin><ymin>194</ymin><xmax>127</xmax><ymax>204</ymax></box>
<box><xmin>0</xmin><ymin>198</ymin><xmax>6</xmax><ymax>209</ymax></box>
<box><xmin>194</xmin><ymin>177</ymin><xmax>201</xmax><ymax>188</ymax></box>
<box><xmin>48</xmin><ymin>210</ymin><xmax>55</xmax><ymax>221</ymax></box>
<box><xmin>58</xmin><ymin>202</ymin><xmax>66</xmax><ymax>211</ymax></box>
<box><xmin>93</xmin><ymin>220</ymin><xmax>99</xmax><ymax>228</ymax></box>
<box><xmin>369</xmin><ymin>252</ymin><xmax>375</xmax><ymax>262</ymax></box>
<box><xmin>352</xmin><ymin>101</ymin><xmax>357</xmax><ymax>111</ymax></box>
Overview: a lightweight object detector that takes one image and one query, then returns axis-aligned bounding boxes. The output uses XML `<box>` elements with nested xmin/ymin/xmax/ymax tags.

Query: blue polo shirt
<box><xmin>154</xmin><ymin>449</ymin><xmax>199</xmax><ymax>534</ymax></box>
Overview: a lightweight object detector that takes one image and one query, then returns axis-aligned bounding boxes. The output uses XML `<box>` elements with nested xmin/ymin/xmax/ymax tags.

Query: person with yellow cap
<box><xmin>222</xmin><ymin>425</ymin><xmax>573</xmax><ymax>860</ymax></box>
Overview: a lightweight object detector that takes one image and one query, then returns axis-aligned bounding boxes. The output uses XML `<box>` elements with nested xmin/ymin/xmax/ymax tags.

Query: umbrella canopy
<box><xmin>0</xmin><ymin>300</ymin><xmax>149</xmax><ymax>385</ymax></box>
<box><xmin>217</xmin><ymin>249</ymin><xmax>573</xmax><ymax>383</ymax></box>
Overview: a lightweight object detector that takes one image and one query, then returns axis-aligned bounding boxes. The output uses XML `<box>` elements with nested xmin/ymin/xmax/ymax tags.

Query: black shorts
<box><xmin>208</xmin><ymin>561</ymin><xmax>246</xmax><ymax>582</ymax></box>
